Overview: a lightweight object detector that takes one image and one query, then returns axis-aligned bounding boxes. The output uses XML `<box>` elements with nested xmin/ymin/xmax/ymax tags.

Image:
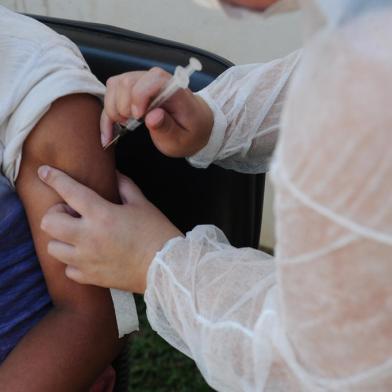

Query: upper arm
<box><xmin>15</xmin><ymin>93</ymin><xmax>118</xmax><ymax>312</ymax></box>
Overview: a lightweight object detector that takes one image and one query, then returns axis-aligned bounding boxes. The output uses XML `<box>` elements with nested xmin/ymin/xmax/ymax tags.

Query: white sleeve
<box><xmin>0</xmin><ymin>37</ymin><xmax>105</xmax><ymax>185</ymax></box>
<box><xmin>187</xmin><ymin>51</ymin><xmax>300</xmax><ymax>174</ymax></box>
<box><xmin>144</xmin><ymin>16</ymin><xmax>392</xmax><ymax>392</ymax></box>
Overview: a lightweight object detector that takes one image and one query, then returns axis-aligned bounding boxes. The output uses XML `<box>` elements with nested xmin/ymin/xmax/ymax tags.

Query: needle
<box><xmin>103</xmin><ymin>134</ymin><xmax>121</xmax><ymax>150</ymax></box>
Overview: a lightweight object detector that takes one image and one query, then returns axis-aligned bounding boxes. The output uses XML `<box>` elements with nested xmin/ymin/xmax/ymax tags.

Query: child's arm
<box><xmin>0</xmin><ymin>94</ymin><xmax>124</xmax><ymax>391</ymax></box>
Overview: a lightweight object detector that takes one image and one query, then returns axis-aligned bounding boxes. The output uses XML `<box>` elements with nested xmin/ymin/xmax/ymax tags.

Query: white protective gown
<box><xmin>144</xmin><ymin>1</ymin><xmax>392</xmax><ymax>390</ymax></box>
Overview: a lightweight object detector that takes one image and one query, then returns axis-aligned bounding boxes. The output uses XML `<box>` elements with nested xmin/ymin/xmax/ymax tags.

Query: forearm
<box><xmin>145</xmin><ymin>225</ymin><xmax>277</xmax><ymax>391</ymax></box>
<box><xmin>188</xmin><ymin>51</ymin><xmax>300</xmax><ymax>173</ymax></box>
<box><xmin>0</xmin><ymin>305</ymin><xmax>123</xmax><ymax>392</ymax></box>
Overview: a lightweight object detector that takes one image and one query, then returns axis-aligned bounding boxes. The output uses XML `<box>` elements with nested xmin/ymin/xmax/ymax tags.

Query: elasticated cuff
<box><xmin>186</xmin><ymin>91</ymin><xmax>228</xmax><ymax>169</ymax></box>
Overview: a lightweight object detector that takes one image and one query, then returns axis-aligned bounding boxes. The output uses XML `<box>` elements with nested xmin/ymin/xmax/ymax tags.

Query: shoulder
<box><xmin>0</xmin><ymin>8</ymin><xmax>105</xmax><ymax>184</ymax></box>
<box><xmin>282</xmin><ymin>8</ymin><xmax>392</xmax><ymax>156</ymax></box>
<box><xmin>0</xmin><ymin>6</ymin><xmax>63</xmax><ymax>49</ymax></box>
<box><xmin>0</xmin><ymin>6</ymin><xmax>88</xmax><ymax>86</ymax></box>
<box><xmin>0</xmin><ymin>6</ymin><xmax>84</xmax><ymax>79</ymax></box>
<box><xmin>275</xmin><ymin>8</ymin><xmax>392</xmax><ymax>208</ymax></box>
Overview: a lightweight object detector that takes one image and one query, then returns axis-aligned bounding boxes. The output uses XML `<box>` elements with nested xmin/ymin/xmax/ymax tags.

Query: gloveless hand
<box><xmin>38</xmin><ymin>166</ymin><xmax>183</xmax><ymax>293</ymax></box>
<box><xmin>101</xmin><ymin>67</ymin><xmax>214</xmax><ymax>157</ymax></box>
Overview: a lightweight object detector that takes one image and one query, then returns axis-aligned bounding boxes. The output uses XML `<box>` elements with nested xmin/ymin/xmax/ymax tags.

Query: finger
<box><xmin>115</xmin><ymin>74</ymin><xmax>142</xmax><ymax>120</ymax></box>
<box><xmin>116</xmin><ymin>172</ymin><xmax>145</xmax><ymax>204</ymax></box>
<box><xmin>145</xmin><ymin>108</ymin><xmax>167</xmax><ymax>131</ymax></box>
<box><xmin>45</xmin><ymin>202</ymin><xmax>80</xmax><ymax>218</ymax></box>
<box><xmin>104</xmin><ymin>79</ymin><xmax>128</xmax><ymax>124</ymax></box>
<box><xmin>65</xmin><ymin>266</ymin><xmax>88</xmax><ymax>285</ymax></box>
<box><xmin>38</xmin><ymin>166</ymin><xmax>106</xmax><ymax>215</ymax></box>
<box><xmin>107</xmin><ymin>71</ymin><xmax>144</xmax><ymax>121</ymax></box>
<box><xmin>131</xmin><ymin>67</ymin><xmax>171</xmax><ymax>118</ymax></box>
<box><xmin>47</xmin><ymin>240</ymin><xmax>77</xmax><ymax>266</ymax></box>
<box><xmin>100</xmin><ymin>111</ymin><xmax>114</xmax><ymax>147</ymax></box>
<box><xmin>41</xmin><ymin>209</ymin><xmax>81</xmax><ymax>245</ymax></box>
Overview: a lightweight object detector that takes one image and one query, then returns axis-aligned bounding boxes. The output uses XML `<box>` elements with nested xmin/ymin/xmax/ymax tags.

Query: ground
<box><xmin>128</xmin><ymin>296</ymin><xmax>213</xmax><ymax>392</ymax></box>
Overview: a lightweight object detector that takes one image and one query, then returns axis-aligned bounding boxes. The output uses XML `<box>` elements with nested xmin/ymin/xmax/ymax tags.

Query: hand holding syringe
<box><xmin>103</xmin><ymin>57</ymin><xmax>203</xmax><ymax>150</ymax></box>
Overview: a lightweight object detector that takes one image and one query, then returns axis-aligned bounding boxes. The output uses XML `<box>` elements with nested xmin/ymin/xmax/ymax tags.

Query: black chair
<box><xmin>33</xmin><ymin>15</ymin><xmax>266</xmax><ymax>391</ymax></box>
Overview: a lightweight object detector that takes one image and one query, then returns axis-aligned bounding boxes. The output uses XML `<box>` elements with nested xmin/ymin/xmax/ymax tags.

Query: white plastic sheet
<box><xmin>145</xmin><ymin>1</ymin><xmax>392</xmax><ymax>390</ymax></box>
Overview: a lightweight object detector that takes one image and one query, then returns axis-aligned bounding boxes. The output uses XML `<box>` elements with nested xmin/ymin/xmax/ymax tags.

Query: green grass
<box><xmin>128</xmin><ymin>296</ymin><xmax>214</xmax><ymax>392</ymax></box>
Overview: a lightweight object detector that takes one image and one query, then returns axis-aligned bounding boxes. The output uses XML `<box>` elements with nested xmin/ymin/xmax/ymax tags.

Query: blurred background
<box><xmin>1</xmin><ymin>1</ymin><xmax>302</xmax><ymax>390</ymax></box>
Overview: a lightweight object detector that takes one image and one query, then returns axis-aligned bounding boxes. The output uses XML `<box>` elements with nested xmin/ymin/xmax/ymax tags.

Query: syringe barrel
<box><xmin>149</xmin><ymin>78</ymin><xmax>182</xmax><ymax>108</ymax></box>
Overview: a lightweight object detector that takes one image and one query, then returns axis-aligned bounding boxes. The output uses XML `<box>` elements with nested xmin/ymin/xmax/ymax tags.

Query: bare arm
<box><xmin>0</xmin><ymin>94</ymin><xmax>123</xmax><ymax>391</ymax></box>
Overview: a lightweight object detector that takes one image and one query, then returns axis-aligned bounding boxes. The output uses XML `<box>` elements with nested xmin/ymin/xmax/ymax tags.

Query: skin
<box><xmin>39</xmin><ymin>169</ymin><xmax>182</xmax><ymax>293</ymax></box>
<box><xmin>101</xmin><ymin>68</ymin><xmax>213</xmax><ymax>157</ymax></box>
<box><xmin>0</xmin><ymin>94</ymin><xmax>123</xmax><ymax>391</ymax></box>
<box><xmin>223</xmin><ymin>0</ymin><xmax>278</xmax><ymax>11</ymax></box>
<box><xmin>40</xmin><ymin>0</ymin><xmax>279</xmax><ymax>294</ymax></box>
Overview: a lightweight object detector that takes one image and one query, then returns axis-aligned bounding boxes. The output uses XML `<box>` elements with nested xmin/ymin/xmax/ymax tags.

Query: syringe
<box><xmin>103</xmin><ymin>57</ymin><xmax>203</xmax><ymax>150</ymax></box>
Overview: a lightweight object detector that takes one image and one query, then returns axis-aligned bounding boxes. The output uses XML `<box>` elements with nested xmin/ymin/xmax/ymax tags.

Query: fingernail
<box><xmin>38</xmin><ymin>165</ymin><xmax>50</xmax><ymax>181</ymax></box>
<box><xmin>147</xmin><ymin>109</ymin><xmax>166</xmax><ymax>131</ymax></box>
<box><xmin>132</xmin><ymin>104</ymin><xmax>141</xmax><ymax>119</ymax></box>
<box><xmin>101</xmin><ymin>132</ymin><xmax>108</xmax><ymax>147</ymax></box>
<box><xmin>155</xmin><ymin>111</ymin><xmax>165</xmax><ymax>128</ymax></box>
<box><xmin>40</xmin><ymin>217</ymin><xmax>47</xmax><ymax>231</ymax></box>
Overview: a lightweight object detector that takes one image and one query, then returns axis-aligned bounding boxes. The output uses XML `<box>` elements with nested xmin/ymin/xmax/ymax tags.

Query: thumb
<box><xmin>38</xmin><ymin>165</ymin><xmax>103</xmax><ymax>215</ymax></box>
<box><xmin>116</xmin><ymin>172</ymin><xmax>145</xmax><ymax>204</ymax></box>
<box><xmin>145</xmin><ymin>108</ymin><xmax>182</xmax><ymax>135</ymax></box>
<box><xmin>145</xmin><ymin>109</ymin><xmax>187</xmax><ymax>157</ymax></box>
